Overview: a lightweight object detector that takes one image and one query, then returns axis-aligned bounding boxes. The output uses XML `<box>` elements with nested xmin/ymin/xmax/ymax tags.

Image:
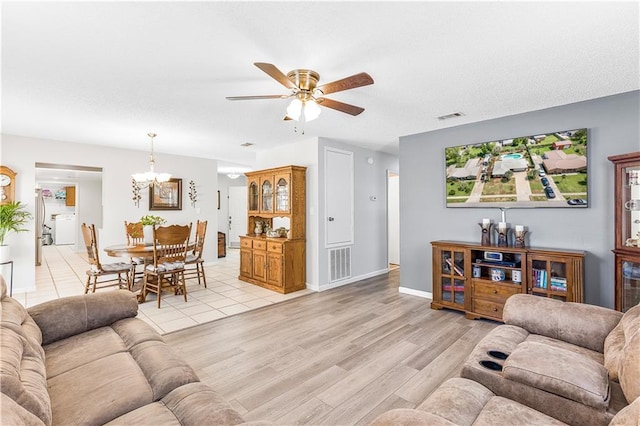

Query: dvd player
<box><xmin>475</xmin><ymin>259</ymin><xmax>520</xmax><ymax>268</ymax></box>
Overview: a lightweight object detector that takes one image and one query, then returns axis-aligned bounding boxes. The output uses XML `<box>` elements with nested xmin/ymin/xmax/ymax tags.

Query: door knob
<box><xmin>328</xmin><ymin>217</ymin><xmax>335</xmax><ymax>222</ymax></box>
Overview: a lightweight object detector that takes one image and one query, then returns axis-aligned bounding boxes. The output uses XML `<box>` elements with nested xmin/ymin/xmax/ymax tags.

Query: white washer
<box><xmin>54</xmin><ymin>214</ymin><xmax>76</xmax><ymax>245</ymax></box>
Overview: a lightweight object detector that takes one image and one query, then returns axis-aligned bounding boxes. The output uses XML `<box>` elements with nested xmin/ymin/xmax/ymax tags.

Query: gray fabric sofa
<box><xmin>0</xmin><ymin>277</ymin><xmax>253</xmax><ymax>425</ymax></box>
<box><xmin>371</xmin><ymin>295</ymin><xmax>640</xmax><ymax>426</ymax></box>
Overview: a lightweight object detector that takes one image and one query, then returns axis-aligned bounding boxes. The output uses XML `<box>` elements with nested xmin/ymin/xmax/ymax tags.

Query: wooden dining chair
<box><xmin>81</xmin><ymin>223</ymin><xmax>133</xmax><ymax>293</ymax></box>
<box><xmin>124</xmin><ymin>221</ymin><xmax>145</xmax><ymax>245</ymax></box>
<box><xmin>140</xmin><ymin>223</ymin><xmax>192</xmax><ymax>308</ymax></box>
<box><xmin>124</xmin><ymin>220</ymin><xmax>146</xmax><ymax>283</ymax></box>
<box><xmin>184</xmin><ymin>220</ymin><xmax>207</xmax><ymax>287</ymax></box>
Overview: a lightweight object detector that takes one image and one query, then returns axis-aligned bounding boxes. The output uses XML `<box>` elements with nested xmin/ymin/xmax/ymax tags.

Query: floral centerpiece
<box><xmin>140</xmin><ymin>215</ymin><xmax>166</xmax><ymax>244</ymax></box>
<box><xmin>140</xmin><ymin>215</ymin><xmax>166</xmax><ymax>226</ymax></box>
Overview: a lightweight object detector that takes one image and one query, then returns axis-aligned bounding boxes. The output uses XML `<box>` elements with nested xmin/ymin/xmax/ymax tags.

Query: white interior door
<box><xmin>228</xmin><ymin>186</ymin><xmax>247</xmax><ymax>248</ymax></box>
<box><xmin>325</xmin><ymin>147</ymin><xmax>354</xmax><ymax>247</ymax></box>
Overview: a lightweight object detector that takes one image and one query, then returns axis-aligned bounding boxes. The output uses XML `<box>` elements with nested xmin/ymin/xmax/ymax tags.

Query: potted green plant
<box><xmin>140</xmin><ymin>215</ymin><xmax>166</xmax><ymax>244</ymax></box>
<box><xmin>0</xmin><ymin>201</ymin><xmax>33</xmax><ymax>262</ymax></box>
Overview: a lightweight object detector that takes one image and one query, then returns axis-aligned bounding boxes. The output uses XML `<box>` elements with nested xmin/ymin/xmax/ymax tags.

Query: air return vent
<box><xmin>329</xmin><ymin>246</ymin><xmax>352</xmax><ymax>283</ymax></box>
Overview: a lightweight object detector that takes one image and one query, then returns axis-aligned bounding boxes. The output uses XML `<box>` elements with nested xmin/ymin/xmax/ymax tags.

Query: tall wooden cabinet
<box><xmin>432</xmin><ymin>241</ymin><xmax>584</xmax><ymax>322</ymax></box>
<box><xmin>608</xmin><ymin>152</ymin><xmax>640</xmax><ymax>312</ymax></box>
<box><xmin>239</xmin><ymin>165</ymin><xmax>306</xmax><ymax>293</ymax></box>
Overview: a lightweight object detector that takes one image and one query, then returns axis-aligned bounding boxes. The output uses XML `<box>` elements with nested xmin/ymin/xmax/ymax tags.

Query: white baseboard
<box><xmin>399</xmin><ymin>286</ymin><xmax>432</xmax><ymax>299</ymax></box>
<box><xmin>308</xmin><ymin>268</ymin><xmax>389</xmax><ymax>292</ymax></box>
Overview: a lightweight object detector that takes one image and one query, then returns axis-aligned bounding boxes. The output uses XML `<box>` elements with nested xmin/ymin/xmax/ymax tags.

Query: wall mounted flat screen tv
<box><xmin>445</xmin><ymin>128</ymin><xmax>588</xmax><ymax>208</ymax></box>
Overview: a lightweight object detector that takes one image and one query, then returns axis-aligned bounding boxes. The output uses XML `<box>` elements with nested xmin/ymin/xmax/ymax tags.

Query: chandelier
<box><xmin>132</xmin><ymin>133</ymin><xmax>171</xmax><ymax>189</ymax></box>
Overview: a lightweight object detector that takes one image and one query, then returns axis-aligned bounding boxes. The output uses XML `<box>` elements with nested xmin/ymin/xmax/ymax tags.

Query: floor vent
<box><xmin>329</xmin><ymin>246</ymin><xmax>352</xmax><ymax>283</ymax></box>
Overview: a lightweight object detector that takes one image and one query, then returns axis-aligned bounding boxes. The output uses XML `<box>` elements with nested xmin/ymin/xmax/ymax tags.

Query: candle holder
<box><xmin>478</xmin><ymin>222</ymin><xmax>493</xmax><ymax>246</ymax></box>
<box><xmin>514</xmin><ymin>230</ymin><xmax>528</xmax><ymax>248</ymax></box>
<box><xmin>495</xmin><ymin>226</ymin><xmax>511</xmax><ymax>247</ymax></box>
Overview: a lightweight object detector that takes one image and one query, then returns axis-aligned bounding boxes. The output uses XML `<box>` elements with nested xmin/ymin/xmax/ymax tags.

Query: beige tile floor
<box><xmin>13</xmin><ymin>245</ymin><xmax>313</xmax><ymax>334</ymax></box>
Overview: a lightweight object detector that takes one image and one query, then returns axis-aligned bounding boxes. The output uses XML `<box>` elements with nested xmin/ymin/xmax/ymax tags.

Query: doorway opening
<box><xmin>35</xmin><ymin>162</ymin><xmax>103</xmax><ymax>266</ymax></box>
<box><xmin>387</xmin><ymin>170</ymin><xmax>399</xmax><ymax>270</ymax></box>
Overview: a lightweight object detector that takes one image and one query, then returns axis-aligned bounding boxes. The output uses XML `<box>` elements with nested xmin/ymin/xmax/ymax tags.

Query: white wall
<box><xmin>399</xmin><ymin>91</ymin><xmax>640</xmax><ymax>308</ymax></box>
<box><xmin>76</xmin><ymin>179</ymin><xmax>103</xmax><ymax>249</ymax></box>
<box><xmin>1</xmin><ymin>134</ymin><xmax>219</xmax><ymax>293</ymax></box>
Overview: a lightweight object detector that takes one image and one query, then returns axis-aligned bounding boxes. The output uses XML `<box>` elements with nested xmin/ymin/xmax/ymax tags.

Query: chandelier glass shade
<box><xmin>132</xmin><ymin>133</ymin><xmax>171</xmax><ymax>189</ymax></box>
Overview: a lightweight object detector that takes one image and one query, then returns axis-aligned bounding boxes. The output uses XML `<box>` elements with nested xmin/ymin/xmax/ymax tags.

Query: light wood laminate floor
<box><xmin>165</xmin><ymin>270</ymin><xmax>499</xmax><ymax>425</ymax></box>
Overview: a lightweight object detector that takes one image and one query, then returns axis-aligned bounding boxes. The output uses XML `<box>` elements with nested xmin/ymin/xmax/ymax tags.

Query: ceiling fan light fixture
<box><xmin>286</xmin><ymin>98</ymin><xmax>302</xmax><ymax>121</ymax></box>
<box><xmin>303</xmin><ymin>100</ymin><xmax>321</xmax><ymax>121</ymax></box>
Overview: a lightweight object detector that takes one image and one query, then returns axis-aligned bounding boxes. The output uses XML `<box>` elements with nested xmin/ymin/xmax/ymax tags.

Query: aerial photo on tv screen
<box><xmin>445</xmin><ymin>128</ymin><xmax>588</xmax><ymax>208</ymax></box>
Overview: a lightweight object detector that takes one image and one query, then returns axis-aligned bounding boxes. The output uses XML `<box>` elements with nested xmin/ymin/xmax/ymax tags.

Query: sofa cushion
<box><xmin>503</xmin><ymin>341</ymin><xmax>610</xmax><ymax>410</ymax></box>
<box><xmin>0</xmin><ymin>327</ymin><xmax>51</xmax><ymax>425</ymax></box>
<box><xmin>415</xmin><ymin>377</ymin><xmax>494</xmax><ymax>425</ymax></box>
<box><xmin>44</xmin><ymin>326</ymin><xmax>128</xmax><ymax>378</ymax></box>
<box><xmin>371</xmin><ymin>378</ymin><xmax>567</xmax><ymax>426</ymax></box>
<box><xmin>1</xmin><ymin>296</ymin><xmax>43</xmax><ymax>346</ymax></box>
<box><xmin>27</xmin><ymin>290</ymin><xmax>138</xmax><ymax>345</ymax></box>
<box><xmin>473</xmin><ymin>396</ymin><xmax>566</xmax><ymax>426</ymax></box>
<box><xmin>618</xmin><ymin>305</ymin><xmax>640</xmax><ymax>403</ymax></box>
<box><xmin>604</xmin><ymin>322</ymin><xmax>625</xmax><ymax>381</ymax></box>
<box><xmin>610</xmin><ymin>396</ymin><xmax>640</xmax><ymax>426</ymax></box>
<box><xmin>369</xmin><ymin>409</ymin><xmax>456</xmax><ymax>426</ymax></box>
<box><xmin>48</xmin><ymin>351</ymin><xmax>155</xmax><ymax>425</ymax></box>
<box><xmin>525</xmin><ymin>334</ymin><xmax>603</xmax><ymax>364</ymax></box>
<box><xmin>105</xmin><ymin>382</ymin><xmax>247</xmax><ymax>426</ymax></box>
<box><xmin>43</xmin><ymin>317</ymin><xmax>200</xmax><ymax>425</ymax></box>
<box><xmin>503</xmin><ymin>294</ymin><xmax>622</xmax><ymax>352</ymax></box>
<box><xmin>1</xmin><ymin>393</ymin><xmax>46</xmax><ymax>426</ymax></box>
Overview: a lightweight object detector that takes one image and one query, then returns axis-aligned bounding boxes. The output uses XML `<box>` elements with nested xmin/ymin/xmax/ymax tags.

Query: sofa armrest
<box><xmin>503</xmin><ymin>294</ymin><xmax>622</xmax><ymax>353</ymax></box>
<box><xmin>27</xmin><ymin>290</ymin><xmax>138</xmax><ymax>345</ymax></box>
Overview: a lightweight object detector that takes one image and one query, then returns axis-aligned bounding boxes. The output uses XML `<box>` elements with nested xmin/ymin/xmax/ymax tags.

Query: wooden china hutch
<box><xmin>609</xmin><ymin>152</ymin><xmax>640</xmax><ymax>312</ymax></box>
<box><xmin>239</xmin><ymin>165</ymin><xmax>306</xmax><ymax>293</ymax></box>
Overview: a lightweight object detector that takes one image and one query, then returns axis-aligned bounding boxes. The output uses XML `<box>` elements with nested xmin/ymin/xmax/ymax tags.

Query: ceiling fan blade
<box><xmin>316</xmin><ymin>98</ymin><xmax>365</xmax><ymax>116</ymax></box>
<box><xmin>254</xmin><ymin>62</ymin><xmax>297</xmax><ymax>90</ymax></box>
<box><xmin>226</xmin><ymin>95</ymin><xmax>289</xmax><ymax>101</ymax></box>
<box><xmin>316</xmin><ymin>72</ymin><xmax>374</xmax><ymax>95</ymax></box>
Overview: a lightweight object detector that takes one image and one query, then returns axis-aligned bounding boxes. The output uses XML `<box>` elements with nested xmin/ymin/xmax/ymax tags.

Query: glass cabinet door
<box><xmin>248</xmin><ymin>181</ymin><xmax>259</xmax><ymax>213</ymax></box>
<box><xmin>620</xmin><ymin>258</ymin><xmax>640</xmax><ymax>312</ymax></box>
<box><xmin>275</xmin><ymin>176</ymin><xmax>289</xmax><ymax>213</ymax></box>
<box><xmin>621</xmin><ymin>164</ymin><xmax>640</xmax><ymax>248</ymax></box>
<box><xmin>261</xmin><ymin>178</ymin><xmax>273</xmax><ymax>212</ymax></box>
<box><xmin>530</xmin><ymin>257</ymin><xmax>568</xmax><ymax>301</ymax></box>
<box><xmin>441</xmin><ymin>249</ymin><xmax>465</xmax><ymax>306</ymax></box>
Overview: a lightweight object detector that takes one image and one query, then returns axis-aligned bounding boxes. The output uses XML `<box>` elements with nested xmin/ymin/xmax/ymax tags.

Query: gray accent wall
<box><xmin>399</xmin><ymin>90</ymin><xmax>640</xmax><ymax>308</ymax></box>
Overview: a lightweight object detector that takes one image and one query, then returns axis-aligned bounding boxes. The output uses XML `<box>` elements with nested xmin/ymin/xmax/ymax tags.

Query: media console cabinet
<box><xmin>431</xmin><ymin>240</ymin><xmax>585</xmax><ymax>322</ymax></box>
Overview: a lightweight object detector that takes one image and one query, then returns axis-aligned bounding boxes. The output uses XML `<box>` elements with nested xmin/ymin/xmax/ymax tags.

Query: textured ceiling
<box><xmin>2</xmin><ymin>2</ymin><xmax>639</xmax><ymax>171</ymax></box>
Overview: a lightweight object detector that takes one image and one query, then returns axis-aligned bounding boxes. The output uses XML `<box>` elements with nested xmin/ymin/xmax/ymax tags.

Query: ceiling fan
<box><xmin>226</xmin><ymin>62</ymin><xmax>374</xmax><ymax>122</ymax></box>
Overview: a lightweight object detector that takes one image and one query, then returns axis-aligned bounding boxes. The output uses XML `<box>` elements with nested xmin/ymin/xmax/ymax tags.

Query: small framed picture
<box><xmin>149</xmin><ymin>178</ymin><xmax>182</xmax><ymax>210</ymax></box>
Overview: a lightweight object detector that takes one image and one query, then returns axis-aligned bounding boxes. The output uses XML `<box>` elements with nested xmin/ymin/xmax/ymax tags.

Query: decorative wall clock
<box><xmin>0</xmin><ymin>166</ymin><xmax>17</xmax><ymax>205</ymax></box>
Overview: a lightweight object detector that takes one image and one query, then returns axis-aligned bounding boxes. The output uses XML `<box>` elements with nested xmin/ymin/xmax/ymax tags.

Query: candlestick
<box><xmin>514</xmin><ymin>228</ymin><xmax>528</xmax><ymax>248</ymax></box>
<box><xmin>495</xmin><ymin>224</ymin><xmax>510</xmax><ymax>247</ymax></box>
<box><xmin>515</xmin><ymin>225</ymin><xmax>524</xmax><ymax>232</ymax></box>
<box><xmin>478</xmin><ymin>222</ymin><xmax>493</xmax><ymax>246</ymax></box>
<box><xmin>482</xmin><ymin>218</ymin><xmax>490</xmax><ymax>226</ymax></box>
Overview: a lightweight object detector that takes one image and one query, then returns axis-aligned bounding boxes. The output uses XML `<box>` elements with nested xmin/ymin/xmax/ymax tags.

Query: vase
<box><xmin>143</xmin><ymin>226</ymin><xmax>154</xmax><ymax>244</ymax></box>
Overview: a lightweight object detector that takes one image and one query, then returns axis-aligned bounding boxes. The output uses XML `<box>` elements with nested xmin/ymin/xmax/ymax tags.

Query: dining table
<box><xmin>104</xmin><ymin>243</ymin><xmax>195</xmax><ymax>301</ymax></box>
<box><xmin>104</xmin><ymin>242</ymin><xmax>196</xmax><ymax>260</ymax></box>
